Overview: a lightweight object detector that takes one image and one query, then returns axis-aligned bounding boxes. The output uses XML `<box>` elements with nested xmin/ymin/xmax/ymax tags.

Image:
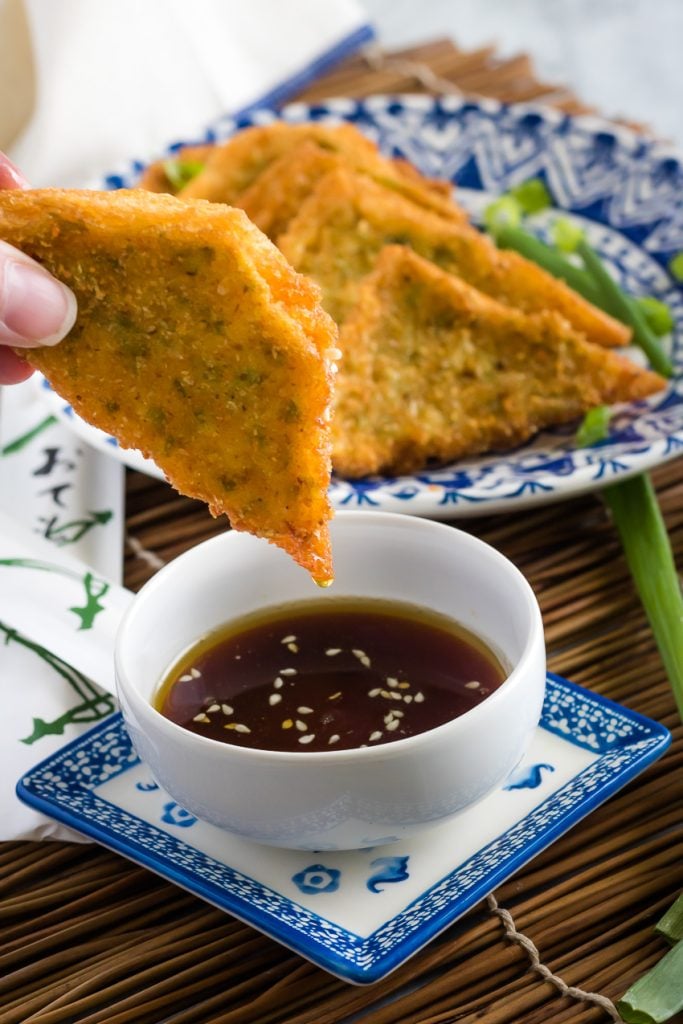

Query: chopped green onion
<box><xmin>483</xmin><ymin>195</ymin><xmax>522</xmax><ymax>237</ymax></box>
<box><xmin>577</xmin><ymin>240</ymin><xmax>673</xmax><ymax>377</ymax></box>
<box><xmin>656</xmin><ymin>894</ymin><xmax>683</xmax><ymax>945</ymax></box>
<box><xmin>551</xmin><ymin>216</ymin><xmax>585</xmax><ymax>254</ymax></box>
<box><xmin>636</xmin><ymin>297</ymin><xmax>675</xmax><ymax>338</ymax></box>
<box><xmin>668</xmin><ymin>252</ymin><xmax>683</xmax><ymax>282</ymax></box>
<box><xmin>617</xmin><ymin>940</ymin><xmax>683</xmax><ymax>1023</ymax></box>
<box><xmin>576</xmin><ymin>405</ymin><xmax>611</xmax><ymax>447</ymax></box>
<box><xmin>162</xmin><ymin>158</ymin><xmax>205</xmax><ymax>192</ymax></box>
<box><xmin>602</xmin><ymin>474</ymin><xmax>683</xmax><ymax>721</ymax></box>
<box><xmin>509</xmin><ymin>177</ymin><xmax>553</xmax><ymax>214</ymax></box>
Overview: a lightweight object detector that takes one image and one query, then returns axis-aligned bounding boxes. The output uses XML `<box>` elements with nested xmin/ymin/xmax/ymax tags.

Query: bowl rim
<box><xmin>115</xmin><ymin>511</ymin><xmax>545</xmax><ymax>763</ymax></box>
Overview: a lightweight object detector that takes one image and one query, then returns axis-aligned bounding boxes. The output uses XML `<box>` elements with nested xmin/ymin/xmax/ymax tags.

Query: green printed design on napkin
<box><xmin>1</xmin><ymin>622</ymin><xmax>116</xmax><ymax>744</ymax></box>
<box><xmin>0</xmin><ymin>560</ymin><xmax>110</xmax><ymax>630</ymax></box>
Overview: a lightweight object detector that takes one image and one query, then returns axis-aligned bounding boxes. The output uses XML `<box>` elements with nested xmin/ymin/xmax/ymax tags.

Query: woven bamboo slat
<box><xmin>2</xmin><ymin>37</ymin><xmax>681</xmax><ymax>1024</ymax></box>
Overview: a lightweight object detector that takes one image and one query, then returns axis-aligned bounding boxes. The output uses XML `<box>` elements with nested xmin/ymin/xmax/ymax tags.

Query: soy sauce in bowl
<box><xmin>155</xmin><ymin>599</ymin><xmax>506</xmax><ymax>752</ymax></box>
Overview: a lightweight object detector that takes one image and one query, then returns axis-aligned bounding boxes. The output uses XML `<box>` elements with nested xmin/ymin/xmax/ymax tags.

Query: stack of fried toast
<box><xmin>143</xmin><ymin>122</ymin><xmax>664</xmax><ymax>477</ymax></box>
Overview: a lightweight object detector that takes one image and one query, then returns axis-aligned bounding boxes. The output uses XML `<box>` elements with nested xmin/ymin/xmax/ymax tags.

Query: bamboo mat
<box><xmin>2</xmin><ymin>39</ymin><xmax>682</xmax><ymax>1024</ymax></box>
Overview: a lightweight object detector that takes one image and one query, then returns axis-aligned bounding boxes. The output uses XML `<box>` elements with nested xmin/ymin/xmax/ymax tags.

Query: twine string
<box><xmin>362</xmin><ymin>43</ymin><xmax>468</xmax><ymax>97</ymax></box>
<box><xmin>125</xmin><ymin>533</ymin><xmax>166</xmax><ymax>571</ymax></box>
<box><xmin>487</xmin><ymin>893</ymin><xmax>622</xmax><ymax>1021</ymax></box>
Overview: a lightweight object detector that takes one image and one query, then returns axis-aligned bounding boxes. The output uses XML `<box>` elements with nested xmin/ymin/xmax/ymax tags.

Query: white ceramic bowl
<box><xmin>115</xmin><ymin>512</ymin><xmax>545</xmax><ymax>850</ymax></box>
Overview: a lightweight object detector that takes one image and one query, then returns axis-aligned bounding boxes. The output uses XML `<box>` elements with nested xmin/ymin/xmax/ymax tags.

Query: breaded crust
<box><xmin>236</xmin><ymin>141</ymin><xmax>466</xmax><ymax>241</ymax></box>
<box><xmin>179</xmin><ymin>122</ymin><xmax>464</xmax><ymax>224</ymax></box>
<box><xmin>0</xmin><ymin>188</ymin><xmax>336</xmax><ymax>583</ymax></box>
<box><xmin>236</xmin><ymin>141</ymin><xmax>343</xmax><ymax>239</ymax></box>
<box><xmin>332</xmin><ymin>247</ymin><xmax>664</xmax><ymax>477</ymax></box>
<box><xmin>278</xmin><ymin>168</ymin><xmax>631</xmax><ymax>347</ymax></box>
<box><xmin>137</xmin><ymin>145</ymin><xmax>215</xmax><ymax>193</ymax></box>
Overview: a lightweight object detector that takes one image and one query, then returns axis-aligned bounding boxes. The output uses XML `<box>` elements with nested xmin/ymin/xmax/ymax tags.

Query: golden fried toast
<box><xmin>236</xmin><ymin>141</ymin><xmax>343</xmax><ymax>239</ymax></box>
<box><xmin>0</xmin><ymin>188</ymin><xmax>336</xmax><ymax>583</ymax></box>
<box><xmin>332</xmin><ymin>247</ymin><xmax>663</xmax><ymax>477</ymax></box>
<box><xmin>278</xmin><ymin>169</ymin><xmax>631</xmax><ymax>347</ymax></box>
<box><xmin>137</xmin><ymin>144</ymin><xmax>215</xmax><ymax>193</ymax></box>
<box><xmin>236</xmin><ymin>140</ymin><xmax>467</xmax><ymax>241</ymax></box>
<box><xmin>179</xmin><ymin>122</ymin><xmax>464</xmax><ymax>224</ymax></box>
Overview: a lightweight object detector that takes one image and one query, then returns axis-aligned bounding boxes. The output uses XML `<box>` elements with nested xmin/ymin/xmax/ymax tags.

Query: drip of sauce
<box><xmin>155</xmin><ymin>599</ymin><xmax>506</xmax><ymax>752</ymax></box>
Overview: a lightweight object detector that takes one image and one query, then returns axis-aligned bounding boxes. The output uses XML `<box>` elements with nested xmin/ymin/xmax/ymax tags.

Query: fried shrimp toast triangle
<box><xmin>278</xmin><ymin>169</ymin><xmax>630</xmax><ymax>348</ymax></box>
<box><xmin>235</xmin><ymin>140</ymin><xmax>465</xmax><ymax>241</ymax></box>
<box><xmin>179</xmin><ymin>122</ymin><xmax>464</xmax><ymax>224</ymax></box>
<box><xmin>332</xmin><ymin>247</ymin><xmax>664</xmax><ymax>477</ymax></box>
<box><xmin>0</xmin><ymin>188</ymin><xmax>336</xmax><ymax>583</ymax></box>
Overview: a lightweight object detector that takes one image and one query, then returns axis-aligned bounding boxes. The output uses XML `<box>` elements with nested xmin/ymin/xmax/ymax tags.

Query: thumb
<box><xmin>0</xmin><ymin>240</ymin><xmax>77</xmax><ymax>347</ymax></box>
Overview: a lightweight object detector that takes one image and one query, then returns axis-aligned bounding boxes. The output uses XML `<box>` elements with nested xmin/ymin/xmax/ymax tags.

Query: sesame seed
<box><xmin>282</xmin><ymin>719</ymin><xmax>293</xmax><ymax>729</ymax></box>
<box><xmin>404</xmin><ymin>695</ymin><xmax>413</xmax><ymax>704</ymax></box>
<box><xmin>386</xmin><ymin>677</ymin><xmax>398</xmax><ymax>686</ymax></box>
<box><xmin>234</xmin><ymin>724</ymin><xmax>251</xmax><ymax>733</ymax></box>
<box><xmin>193</xmin><ymin>713</ymin><xmax>210</xmax><ymax>723</ymax></box>
<box><xmin>384</xmin><ymin>713</ymin><xmax>395</xmax><ymax>725</ymax></box>
<box><xmin>329</xmin><ymin>692</ymin><xmax>342</xmax><ymax>700</ymax></box>
<box><xmin>298</xmin><ymin>734</ymin><xmax>315</xmax><ymax>745</ymax></box>
<box><xmin>269</xmin><ymin>693</ymin><xmax>282</xmax><ymax>706</ymax></box>
<box><xmin>352</xmin><ymin>649</ymin><xmax>367</xmax><ymax>661</ymax></box>
<box><xmin>360</xmin><ymin>656</ymin><xmax>371</xmax><ymax>668</ymax></box>
<box><xmin>380</xmin><ymin>690</ymin><xmax>391</xmax><ymax>699</ymax></box>
<box><xmin>369</xmin><ymin>731</ymin><xmax>383</xmax><ymax>741</ymax></box>
<box><xmin>465</xmin><ymin>680</ymin><xmax>481</xmax><ymax>689</ymax></box>
<box><xmin>297</xmin><ymin>706</ymin><xmax>314</xmax><ymax>714</ymax></box>
<box><xmin>280</xmin><ymin>668</ymin><xmax>297</xmax><ymax>676</ymax></box>
<box><xmin>179</xmin><ymin>674</ymin><xmax>193</xmax><ymax>682</ymax></box>
<box><xmin>329</xmin><ymin>347</ymin><xmax>343</xmax><ymax>360</ymax></box>
<box><xmin>328</xmin><ymin>734</ymin><xmax>340</xmax><ymax>745</ymax></box>
<box><xmin>389</xmin><ymin>691</ymin><xmax>403</xmax><ymax>700</ymax></box>
<box><xmin>273</xmin><ymin>677</ymin><xmax>284</xmax><ymax>689</ymax></box>
<box><xmin>221</xmin><ymin>704</ymin><xmax>233</xmax><ymax>715</ymax></box>
<box><xmin>386</xmin><ymin>719</ymin><xmax>400</xmax><ymax>732</ymax></box>
<box><xmin>287</xmin><ymin>643</ymin><xmax>299</xmax><ymax>654</ymax></box>
<box><xmin>325</xmin><ymin>648</ymin><xmax>342</xmax><ymax>656</ymax></box>
<box><xmin>295</xmin><ymin>720</ymin><xmax>308</xmax><ymax>731</ymax></box>
<box><xmin>368</xmin><ymin>688</ymin><xmax>381</xmax><ymax>697</ymax></box>
<box><xmin>281</xmin><ymin>635</ymin><xmax>297</xmax><ymax>644</ymax></box>
<box><xmin>190</xmin><ymin>668</ymin><xmax>201</xmax><ymax>679</ymax></box>
<box><xmin>206</xmin><ymin>704</ymin><xmax>220</xmax><ymax>713</ymax></box>
<box><xmin>392</xmin><ymin>709</ymin><xmax>404</xmax><ymax>718</ymax></box>
<box><xmin>414</xmin><ymin>692</ymin><xmax>425</xmax><ymax>703</ymax></box>
<box><xmin>234</xmin><ymin>654</ymin><xmax>241</xmax><ymax>659</ymax></box>
<box><xmin>398</xmin><ymin>682</ymin><xmax>410</xmax><ymax>690</ymax></box>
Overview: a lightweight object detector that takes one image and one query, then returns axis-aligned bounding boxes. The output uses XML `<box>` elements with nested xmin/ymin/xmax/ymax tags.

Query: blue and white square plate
<box><xmin>36</xmin><ymin>93</ymin><xmax>683</xmax><ymax>517</ymax></box>
<box><xmin>17</xmin><ymin>673</ymin><xmax>669</xmax><ymax>984</ymax></box>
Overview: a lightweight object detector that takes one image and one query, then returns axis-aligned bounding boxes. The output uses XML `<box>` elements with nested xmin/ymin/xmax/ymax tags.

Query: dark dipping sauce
<box><xmin>155</xmin><ymin>599</ymin><xmax>507</xmax><ymax>753</ymax></box>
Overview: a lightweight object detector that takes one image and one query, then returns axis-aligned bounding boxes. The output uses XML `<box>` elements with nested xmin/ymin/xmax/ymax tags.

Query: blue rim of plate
<box><xmin>49</xmin><ymin>94</ymin><xmax>683</xmax><ymax>517</ymax></box>
<box><xmin>17</xmin><ymin>673</ymin><xmax>670</xmax><ymax>983</ymax></box>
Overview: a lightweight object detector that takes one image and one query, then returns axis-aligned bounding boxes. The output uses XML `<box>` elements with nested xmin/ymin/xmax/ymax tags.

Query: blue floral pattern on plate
<box><xmin>34</xmin><ymin>94</ymin><xmax>682</xmax><ymax>518</ymax></box>
<box><xmin>17</xmin><ymin>674</ymin><xmax>669</xmax><ymax>984</ymax></box>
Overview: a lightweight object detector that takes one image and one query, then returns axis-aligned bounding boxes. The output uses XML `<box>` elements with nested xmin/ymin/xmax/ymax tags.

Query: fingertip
<box><xmin>0</xmin><ymin>346</ymin><xmax>34</xmax><ymax>385</ymax></box>
<box><xmin>0</xmin><ymin>248</ymin><xmax>78</xmax><ymax>347</ymax></box>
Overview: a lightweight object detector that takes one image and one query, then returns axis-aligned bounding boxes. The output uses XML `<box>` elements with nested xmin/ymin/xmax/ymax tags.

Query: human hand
<box><xmin>0</xmin><ymin>153</ymin><xmax>77</xmax><ymax>384</ymax></box>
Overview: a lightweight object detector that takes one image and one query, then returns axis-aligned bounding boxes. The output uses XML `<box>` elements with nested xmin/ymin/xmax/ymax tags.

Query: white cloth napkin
<box><xmin>9</xmin><ymin>0</ymin><xmax>373</xmax><ymax>187</ymax></box>
<box><xmin>0</xmin><ymin>383</ymin><xmax>126</xmax><ymax>841</ymax></box>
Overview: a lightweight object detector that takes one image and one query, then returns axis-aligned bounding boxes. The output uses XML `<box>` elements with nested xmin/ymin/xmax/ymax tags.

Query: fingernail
<box><xmin>1</xmin><ymin>259</ymin><xmax>77</xmax><ymax>347</ymax></box>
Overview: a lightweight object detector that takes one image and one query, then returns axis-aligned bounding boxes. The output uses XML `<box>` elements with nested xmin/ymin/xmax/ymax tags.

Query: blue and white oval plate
<box><xmin>38</xmin><ymin>94</ymin><xmax>683</xmax><ymax>518</ymax></box>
